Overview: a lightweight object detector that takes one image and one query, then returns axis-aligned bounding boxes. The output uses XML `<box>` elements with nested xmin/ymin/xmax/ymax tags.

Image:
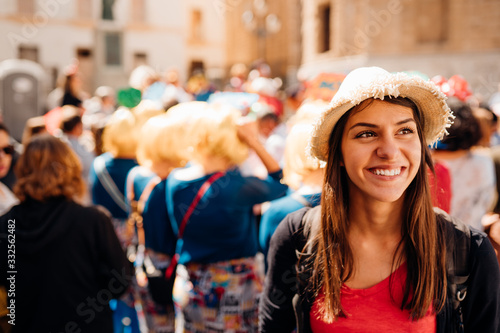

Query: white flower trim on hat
<box><xmin>308</xmin><ymin>67</ymin><xmax>454</xmax><ymax>162</ymax></box>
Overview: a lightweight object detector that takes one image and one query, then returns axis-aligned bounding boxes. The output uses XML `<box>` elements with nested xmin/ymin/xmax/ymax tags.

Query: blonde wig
<box><xmin>191</xmin><ymin>103</ymin><xmax>248</xmax><ymax>166</ymax></box>
<box><xmin>283</xmin><ymin>101</ymin><xmax>327</xmax><ymax>189</ymax></box>
<box><xmin>132</xmin><ymin>99</ymin><xmax>165</xmax><ymax>129</ymax></box>
<box><xmin>136</xmin><ymin>113</ymin><xmax>192</xmax><ymax>168</ymax></box>
<box><xmin>283</xmin><ymin>123</ymin><xmax>323</xmax><ymax>189</ymax></box>
<box><xmin>102</xmin><ymin>107</ymin><xmax>138</xmax><ymax>158</ymax></box>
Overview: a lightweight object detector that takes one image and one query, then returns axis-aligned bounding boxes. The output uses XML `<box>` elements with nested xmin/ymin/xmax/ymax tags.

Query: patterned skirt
<box><xmin>181</xmin><ymin>257</ymin><xmax>263</xmax><ymax>333</ymax></box>
<box><xmin>133</xmin><ymin>250</ymin><xmax>176</xmax><ymax>333</ymax></box>
<box><xmin>111</xmin><ymin>217</ymin><xmax>134</xmax><ymax>249</ymax></box>
<box><xmin>110</xmin><ymin>218</ymin><xmax>176</xmax><ymax>333</ymax></box>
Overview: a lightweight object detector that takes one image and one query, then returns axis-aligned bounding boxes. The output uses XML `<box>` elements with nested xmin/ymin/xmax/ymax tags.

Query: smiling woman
<box><xmin>259</xmin><ymin>67</ymin><xmax>500</xmax><ymax>333</ymax></box>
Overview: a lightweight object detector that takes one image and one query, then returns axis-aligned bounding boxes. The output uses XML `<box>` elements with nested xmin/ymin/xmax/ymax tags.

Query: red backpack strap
<box><xmin>165</xmin><ymin>171</ymin><xmax>224</xmax><ymax>279</ymax></box>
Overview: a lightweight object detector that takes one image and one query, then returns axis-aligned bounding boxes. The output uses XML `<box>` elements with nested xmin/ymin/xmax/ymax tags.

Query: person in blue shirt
<box><xmin>126</xmin><ymin>110</ymin><xmax>196</xmax><ymax>333</ymax></box>
<box><xmin>259</xmin><ymin>101</ymin><xmax>327</xmax><ymax>265</ymax></box>
<box><xmin>88</xmin><ymin>108</ymin><xmax>140</xmax><ymax>333</ymax></box>
<box><xmin>89</xmin><ymin>108</ymin><xmax>139</xmax><ymax>237</ymax></box>
<box><xmin>165</xmin><ymin>102</ymin><xmax>288</xmax><ymax>333</ymax></box>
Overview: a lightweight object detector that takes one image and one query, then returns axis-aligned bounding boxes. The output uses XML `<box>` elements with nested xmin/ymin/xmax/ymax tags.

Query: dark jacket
<box><xmin>0</xmin><ymin>197</ymin><xmax>133</xmax><ymax>333</ymax></box>
<box><xmin>259</xmin><ymin>207</ymin><xmax>500</xmax><ymax>333</ymax></box>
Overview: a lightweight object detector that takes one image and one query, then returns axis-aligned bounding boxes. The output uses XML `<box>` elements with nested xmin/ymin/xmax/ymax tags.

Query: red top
<box><xmin>310</xmin><ymin>262</ymin><xmax>436</xmax><ymax>332</ymax></box>
<box><xmin>428</xmin><ymin>161</ymin><xmax>452</xmax><ymax>213</ymax></box>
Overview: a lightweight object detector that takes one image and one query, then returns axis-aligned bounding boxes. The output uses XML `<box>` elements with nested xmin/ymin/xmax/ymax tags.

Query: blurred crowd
<box><xmin>1</xmin><ymin>61</ymin><xmax>500</xmax><ymax>333</ymax></box>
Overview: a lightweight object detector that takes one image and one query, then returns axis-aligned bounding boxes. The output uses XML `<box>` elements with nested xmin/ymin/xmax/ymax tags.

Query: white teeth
<box><xmin>372</xmin><ymin>168</ymin><xmax>401</xmax><ymax>176</ymax></box>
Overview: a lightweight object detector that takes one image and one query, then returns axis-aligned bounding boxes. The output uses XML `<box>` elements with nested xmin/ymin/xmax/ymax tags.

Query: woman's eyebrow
<box><xmin>348</xmin><ymin>118</ymin><xmax>416</xmax><ymax>131</ymax></box>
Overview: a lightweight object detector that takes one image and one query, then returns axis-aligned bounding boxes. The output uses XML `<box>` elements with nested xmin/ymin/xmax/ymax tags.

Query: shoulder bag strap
<box><xmin>165</xmin><ymin>171</ymin><xmax>225</xmax><ymax>279</ymax></box>
<box><xmin>94</xmin><ymin>156</ymin><xmax>128</xmax><ymax>213</ymax></box>
<box><xmin>127</xmin><ymin>175</ymin><xmax>161</xmax><ymax>278</ymax></box>
<box><xmin>126</xmin><ymin>170</ymin><xmax>160</xmax><ymax>260</ymax></box>
<box><xmin>135</xmin><ymin>176</ymin><xmax>162</xmax><ymax>246</ymax></box>
<box><xmin>436</xmin><ymin>209</ymin><xmax>472</xmax><ymax>333</ymax></box>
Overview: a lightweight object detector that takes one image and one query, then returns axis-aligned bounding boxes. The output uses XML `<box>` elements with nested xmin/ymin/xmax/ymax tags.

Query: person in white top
<box><xmin>432</xmin><ymin>97</ymin><xmax>496</xmax><ymax>231</ymax></box>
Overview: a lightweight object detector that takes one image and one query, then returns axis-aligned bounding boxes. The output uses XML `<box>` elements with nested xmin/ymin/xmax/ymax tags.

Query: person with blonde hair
<box><xmin>165</xmin><ymin>102</ymin><xmax>288</xmax><ymax>332</ymax></box>
<box><xmin>132</xmin><ymin>99</ymin><xmax>165</xmax><ymax>129</ymax></box>
<box><xmin>89</xmin><ymin>108</ymin><xmax>141</xmax><ymax>333</ymax></box>
<box><xmin>259</xmin><ymin>101</ymin><xmax>326</xmax><ymax>264</ymax></box>
<box><xmin>0</xmin><ymin>134</ymin><xmax>132</xmax><ymax>332</ymax></box>
<box><xmin>260</xmin><ymin>67</ymin><xmax>500</xmax><ymax>332</ymax></box>
<box><xmin>90</xmin><ymin>108</ymin><xmax>139</xmax><ymax>231</ymax></box>
<box><xmin>125</xmin><ymin>107</ymin><xmax>197</xmax><ymax>333</ymax></box>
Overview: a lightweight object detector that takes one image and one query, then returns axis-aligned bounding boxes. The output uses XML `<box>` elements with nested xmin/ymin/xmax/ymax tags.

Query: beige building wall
<box><xmin>225</xmin><ymin>0</ymin><xmax>302</xmax><ymax>83</ymax></box>
<box><xmin>0</xmin><ymin>0</ymin><xmax>226</xmax><ymax>95</ymax></box>
<box><xmin>300</xmin><ymin>0</ymin><xmax>500</xmax><ymax>99</ymax></box>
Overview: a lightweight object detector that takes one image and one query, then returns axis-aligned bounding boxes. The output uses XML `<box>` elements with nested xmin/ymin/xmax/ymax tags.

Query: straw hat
<box><xmin>309</xmin><ymin>66</ymin><xmax>454</xmax><ymax>162</ymax></box>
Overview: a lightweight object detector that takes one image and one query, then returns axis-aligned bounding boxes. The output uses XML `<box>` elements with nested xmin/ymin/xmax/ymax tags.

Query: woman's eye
<box><xmin>356</xmin><ymin>131</ymin><xmax>375</xmax><ymax>138</ymax></box>
<box><xmin>399</xmin><ymin>127</ymin><xmax>415</xmax><ymax>135</ymax></box>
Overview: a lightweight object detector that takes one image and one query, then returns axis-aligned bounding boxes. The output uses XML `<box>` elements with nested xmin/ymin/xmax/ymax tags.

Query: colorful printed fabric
<box><xmin>110</xmin><ymin>217</ymin><xmax>135</xmax><ymax>250</ymax></box>
<box><xmin>111</xmin><ymin>218</ymin><xmax>176</xmax><ymax>333</ymax></box>
<box><xmin>182</xmin><ymin>257</ymin><xmax>262</xmax><ymax>333</ymax></box>
<box><xmin>133</xmin><ymin>250</ymin><xmax>176</xmax><ymax>333</ymax></box>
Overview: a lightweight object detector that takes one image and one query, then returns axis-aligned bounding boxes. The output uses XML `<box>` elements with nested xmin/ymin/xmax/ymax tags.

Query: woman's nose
<box><xmin>376</xmin><ymin>135</ymin><xmax>400</xmax><ymax>160</ymax></box>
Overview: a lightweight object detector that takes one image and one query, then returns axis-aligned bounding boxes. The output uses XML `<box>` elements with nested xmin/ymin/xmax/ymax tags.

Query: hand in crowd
<box><xmin>236</xmin><ymin>118</ymin><xmax>260</xmax><ymax>149</ymax></box>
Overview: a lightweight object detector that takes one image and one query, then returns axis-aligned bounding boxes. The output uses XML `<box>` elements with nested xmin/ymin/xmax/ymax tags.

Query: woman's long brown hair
<box><xmin>311</xmin><ymin>97</ymin><xmax>448</xmax><ymax>322</ymax></box>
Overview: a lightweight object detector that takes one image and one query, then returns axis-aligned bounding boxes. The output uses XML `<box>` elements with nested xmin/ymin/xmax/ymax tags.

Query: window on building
<box><xmin>105</xmin><ymin>32</ymin><xmax>121</xmax><ymax>66</ymax></box>
<box><xmin>76</xmin><ymin>48</ymin><xmax>93</xmax><ymax>96</ymax></box>
<box><xmin>17</xmin><ymin>0</ymin><xmax>34</xmax><ymax>15</ymax></box>
<box><xmin>18</xmin><ymin>45</ymin><xmax>38</xmax><ymax>62</ymax></box>
<box><xmin>50</xmin><ymin>67</ymin><xmax>58</xmax><ymax>90</ymax></box>
<box><xmin>189</xmin><ymin>60</ymin><xmax>204</xmax><ymax>76</ymax></box>
<box><xmin>190</xmin><ymin>9</ymin><xmax>203</xmax><ymax>42</ymax></box>
<box><xmin>77</xmin><ymin>0</ymin><xmax>92</xmax><ymax>19</ymax></box>
<box><xmin>417</xmin><ymin>0</ymin><xmax>448</xmax><ymax>43</ymax></box>
<box><xmin>131</xmin><ymin>0</ymin><xmax>146</xmax><ymax>23</ymax></box>
<box><xmin>77</xmin><ymin>48</ymin><xmax>92</xmax><ymax>58</ymax></box>
<box><xmin>318</xmin><ymin>4</ymin><xmax>331</xmax><ymax>53</ymax></box>
<box><xmin>133</xmin><ymin>53</ymin><xmax>148</xmax><ymax>68</ymax></box>
<box><xmin>102</xmin><ymin>0</ymin><xmax>115</xmax><ymax>20</ymax></box>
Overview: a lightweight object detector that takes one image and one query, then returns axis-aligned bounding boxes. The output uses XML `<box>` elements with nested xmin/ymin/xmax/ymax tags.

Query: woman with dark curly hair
<box><xmin>0</xmin><ymin>134</ymin><xmax>133</xmax><ymax>333</ymax></box>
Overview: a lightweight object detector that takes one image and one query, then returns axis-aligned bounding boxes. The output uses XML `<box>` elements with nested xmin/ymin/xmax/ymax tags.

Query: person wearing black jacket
<box><xmin>259</xmin><ymin>67</ymin><xmax>500</xmax><ymax>332</ymax></box>
<box><xmin>260</xmin><ymin>207</ymin><xmax>500</xmax><ymax>332</ymax></box>
<box><xmin>0</xmin><ymin>134</ymin><xmax>133</xmax><ymax>333</ymax></box>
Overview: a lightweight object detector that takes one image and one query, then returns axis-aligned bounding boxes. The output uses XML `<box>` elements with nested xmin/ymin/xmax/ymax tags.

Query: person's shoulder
<box><xmin>100</xmin><ymin>152</ymin><xmax>112</xmax><ymax>160</ymax></box>
<box><xmin>469</xmin><ymin>149</ymin><xmax>495</xmax><ymax>164</ymax></box>
<box><xmin>169</xmin><ymin>165</ymin><xmax>205</xmax><ymax>182</ymax></box>
<box><xmin>65</xmin><ymin>200</ymin><xmax>112</xmax><ymax>224</ymax></box>
<box><xmin>262</xmin><ymin>196</ymin><xmax>301</xmax><ymax>225</ymax></box>
<box><xmin>434</xmin><ymin>207</ymin><xmax>487</xmax><ymax>245</ymax></box>
<box><xmin>278</xmin><ymin>206</ymin><xmax>319</xmax><ymax>236</ymax></box>
<box><xmin>130</xmin><ymin>166</ymin><xmax>156</xmax><ymax>183</ymax></box>
<box><xmin>267</xmin><ymin>195</ymin><xmax>299</xmax><ymax>211</ymax></box>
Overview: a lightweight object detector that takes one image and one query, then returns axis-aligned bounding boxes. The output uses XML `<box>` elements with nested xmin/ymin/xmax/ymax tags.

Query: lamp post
<box><xmin>242</xmin><ymin>0</ymin><xmax>282</xmax><ymax>62</ymax></box>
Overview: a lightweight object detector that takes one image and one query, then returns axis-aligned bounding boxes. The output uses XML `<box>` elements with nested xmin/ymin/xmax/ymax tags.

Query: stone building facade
<box><xmin>300</xmin><ymin>0</ymin><xmax>500</xmax><ymax>99</ymax></box>
<box><xmin>224</xmin><ymin>0</ymin><xmax>302</xmax><ymax>84</ymax></box>
<box><xmin>0</xmin><ymin>0</ymin><xmax>226</xmax><ymax>96</ymax></box>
